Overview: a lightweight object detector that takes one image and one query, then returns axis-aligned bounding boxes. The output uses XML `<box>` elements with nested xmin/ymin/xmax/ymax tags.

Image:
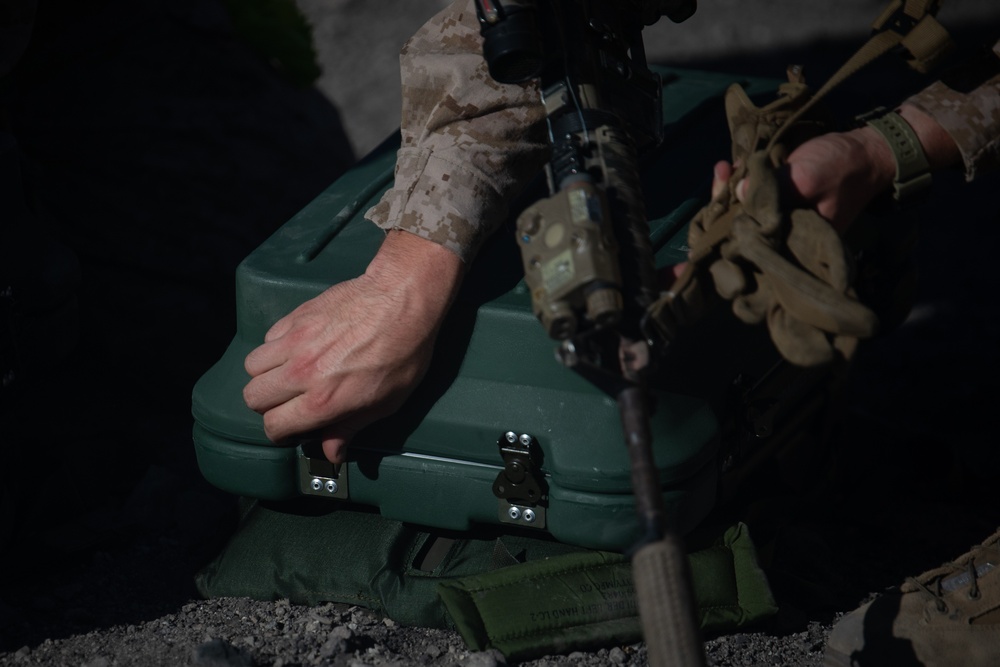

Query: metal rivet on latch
<box><xmin>494</xmin><ymin>431</ymin><xmax>546</xmax><ymax>518</ymax></box>
<box><xmin>558</xmin><ymin>340</ymin><xmax>578</xmax><ymax>366</ymax></box>
<box><xmin>310</xmin><ymin>478</ymin><xmax>323</xmax><ymax>491</ymax></box>
<box><xmin>325</xmin><ymin>480</ymin><xmax>338</xmax><ymax>494</ymax></box>
<box><xmin>523</xmin><ymin>509</ymin><xmax>536</xmax><ymax>523</ymax></box>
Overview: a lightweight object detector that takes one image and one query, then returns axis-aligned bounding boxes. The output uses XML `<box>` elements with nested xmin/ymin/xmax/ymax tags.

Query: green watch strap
<box><xmin>866</xmin><ymin>110</ymin><xmax>932</xmax><ymax>204</ymax></box>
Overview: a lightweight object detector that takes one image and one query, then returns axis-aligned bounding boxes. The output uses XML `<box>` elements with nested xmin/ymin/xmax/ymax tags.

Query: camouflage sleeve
<box><xmin>364</xmin><ymin>0</ymin><xmax>549</xmax><ymax>262</ymax></box>
<box><xmin>905</xmin><ymin>39</ymin><xmax>1000</xmax><ymax>181</ymax></box>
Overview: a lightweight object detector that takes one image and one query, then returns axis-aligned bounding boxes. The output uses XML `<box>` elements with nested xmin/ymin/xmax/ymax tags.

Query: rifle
<box><xmin>473</xmin><ymin>2</ymin><xmax>706</xmax><ymax>665</ymax></box>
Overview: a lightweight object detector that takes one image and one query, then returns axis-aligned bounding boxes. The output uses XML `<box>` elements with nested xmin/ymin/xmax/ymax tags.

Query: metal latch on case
<box><xmin>298</xmin><ymin>444</ymin><xmax>348</xmax><ymax>499</ymax></box>
<box><xmin>492</xmin><ymin>431</ymin><xmax>547</xmax><ymax>529</ymax></box>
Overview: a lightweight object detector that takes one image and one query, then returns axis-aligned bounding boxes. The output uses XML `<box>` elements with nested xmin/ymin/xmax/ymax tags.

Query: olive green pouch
<box><xmin>437</xmin><ymin>521</ymin><xmax>776</xmax><ymax>660</ymax></box>
<box><xmin>195</xmin><ymin>500</ymin><xmax>776</xmax><ymax>659</ymax></box>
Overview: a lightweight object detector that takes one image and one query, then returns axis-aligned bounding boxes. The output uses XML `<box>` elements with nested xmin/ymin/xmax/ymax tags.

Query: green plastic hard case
<box><xmin>192</xmin><ymin>68</ymin><xmax>811</xmax><ymax>552</ymax></box>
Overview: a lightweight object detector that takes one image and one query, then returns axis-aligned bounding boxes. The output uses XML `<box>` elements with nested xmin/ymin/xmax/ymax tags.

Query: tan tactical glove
<box><xmin>654</xmin><ymin>76</ymin><xmax>879</xmax><ymax>367</ymax></box>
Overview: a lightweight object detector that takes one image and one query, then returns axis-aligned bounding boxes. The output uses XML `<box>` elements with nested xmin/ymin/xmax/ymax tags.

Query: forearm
<box><xmin>791</xmin><ymin>40</ymin><xmax>997</xmax><ymax>226</ymax></box>
<box><xmin>847</xmin><ymin>103</ymin><xmax>962</xmax><ymax>194</ymax></box>
<box><xmin>784</xmin><ymin>103</ymin><xmax>962</xmax><ymax>230</ymax></box>
<box><xmin>365</xmin><ymin>0</ymin><xmax>549</xmax><ymax>263</ymax></box>
<box><xmin>364</xmin><ymin>229</ymin><xmax>466</xmax><ymax>332</ymax></box>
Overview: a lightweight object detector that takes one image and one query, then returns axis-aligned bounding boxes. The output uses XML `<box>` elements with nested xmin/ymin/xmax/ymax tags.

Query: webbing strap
<box><xmin>768</xmin><ymin>0</ymin><xmax>952</xmax><ymax>151</ymax></box>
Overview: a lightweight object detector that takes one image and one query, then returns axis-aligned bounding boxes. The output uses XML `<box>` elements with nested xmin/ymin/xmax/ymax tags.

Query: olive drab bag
<box><xmin>196</xmin><ymin>500</ymin><xmax>777</xmax><ymax>662</ymax></box>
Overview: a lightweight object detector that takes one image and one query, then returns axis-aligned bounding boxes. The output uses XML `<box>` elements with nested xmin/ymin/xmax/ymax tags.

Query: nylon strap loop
<box><xmin>900</xmin><ymin>14</ymin><xmax>953</xmax><ymax>72</ymax></box>
<box><xmin>767</xmin><ymin>30</ymin><xmax>902</xmax><ymax>152</ymax></box>
<box><xmin>767</xmin><ymin>0</ymin><xmax>951</xmax><ymax>151</ymax></box>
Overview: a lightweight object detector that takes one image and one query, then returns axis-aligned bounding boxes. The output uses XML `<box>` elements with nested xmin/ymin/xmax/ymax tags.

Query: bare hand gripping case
<box><xmin>192</xmin><ymin>68</ymin><xmax>820</xmax><ymax>551</ymax></box>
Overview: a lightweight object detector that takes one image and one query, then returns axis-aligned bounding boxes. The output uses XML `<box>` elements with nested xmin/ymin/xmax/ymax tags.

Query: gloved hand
<box><xmin>652</xmin><ymin>81</ymin><xmax>879</xmax><ymax>366</ymax></box>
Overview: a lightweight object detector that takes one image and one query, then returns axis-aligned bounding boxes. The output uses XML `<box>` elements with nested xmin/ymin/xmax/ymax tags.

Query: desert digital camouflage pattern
<box><xmin>368</xmin><ymin>2</ymin><xmax>997</xmax><ymax>260</ymax></box>
<box><xmin>906</xmin><ymin>40</ymin><xmax>1000</xmax><ymax>181</ymax></box>
<box><xmin>365</xmin><ymin>0</ymin><xmax>548</xmax><ymax>262</ymax></box>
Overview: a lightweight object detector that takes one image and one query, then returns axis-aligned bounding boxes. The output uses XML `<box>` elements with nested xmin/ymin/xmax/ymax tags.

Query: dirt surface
<box><xmin>2</xmin><ymin>1</ymin><xmax>999</xmax><ymax>666</ymax></box>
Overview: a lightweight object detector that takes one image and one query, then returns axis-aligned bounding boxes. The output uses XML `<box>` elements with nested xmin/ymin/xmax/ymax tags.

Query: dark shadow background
<box><xmin>661</xmin><ymin>23</ymin><xmax>1000</xmax><ymax>624</ymax></box>
<box><xmin>0</xmin><ymin>0</ymin><xmax>997</xmax><ymax>654</ymax></box>
<box><xmin>1</xmin><ymin>0</ymin><xmax>354</xmax><ymax>644</ymax></box>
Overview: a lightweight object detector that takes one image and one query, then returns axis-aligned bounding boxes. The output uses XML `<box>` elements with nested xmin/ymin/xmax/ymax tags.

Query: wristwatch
<box><xmin>864</xmin><ymin>108</ymin><xmax>933</xmax><ymax>206</ymax></box>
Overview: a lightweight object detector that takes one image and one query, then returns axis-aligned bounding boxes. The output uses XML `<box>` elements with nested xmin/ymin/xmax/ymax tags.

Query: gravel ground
<box><xmin>2</xmin><ymin>1</ymin><xmax>998</xmax><ymax>666</ymax></box>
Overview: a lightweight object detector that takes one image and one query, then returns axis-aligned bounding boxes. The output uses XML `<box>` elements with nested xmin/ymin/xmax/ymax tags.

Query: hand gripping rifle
<box><xmin>473</xmin><ymin>2</ymin><xmax>706</xmax><ymax>665</ymax></box>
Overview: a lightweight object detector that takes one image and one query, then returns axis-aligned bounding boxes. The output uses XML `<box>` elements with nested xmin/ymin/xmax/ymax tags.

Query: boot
<box><xmin>824</xmin><ymin>527</ymin><xmax>1000</xmax><ymax>666</ymax></box>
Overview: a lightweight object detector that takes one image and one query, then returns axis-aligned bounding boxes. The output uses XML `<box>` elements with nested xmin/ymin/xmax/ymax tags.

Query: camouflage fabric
<box><xmin>906</xmin><ymin>39</ymin><xmax>1000</xmax><ymax>181</ymax></box>
<box><xmin>364</xmin><ymin>0</ymin><xmax>549</xmax><ymax>262</ymax></box>
<box><xmin>369</xmin><ymin>9</ymin><xmax>995</xmax><ymax>262</ymax></box>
